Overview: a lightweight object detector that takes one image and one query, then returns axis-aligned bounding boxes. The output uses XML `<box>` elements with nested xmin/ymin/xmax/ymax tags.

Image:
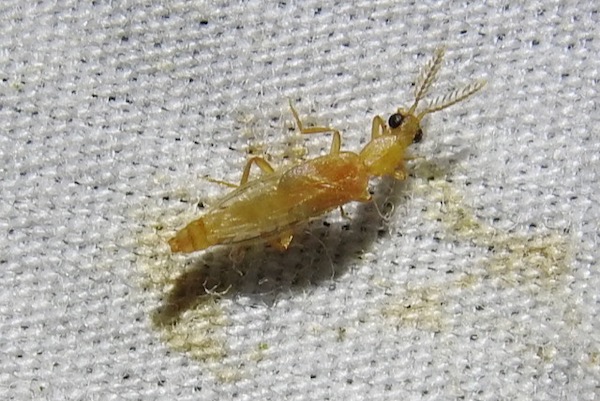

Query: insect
<box><xmin>169</xmin><ymin>48</ymin><xmax>485</xmax><ymax>254</ymax></box>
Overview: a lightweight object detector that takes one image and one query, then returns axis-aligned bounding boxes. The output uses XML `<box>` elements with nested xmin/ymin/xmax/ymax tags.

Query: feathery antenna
<box><xmin>410</xmin><ymin>47</ymin><xmax>446</xmax><ymax>114</ymax></box>
<box><xmin>418</xmin><ymin>79</ymin><xmax>486</xmax><ymax>119</ymax></box>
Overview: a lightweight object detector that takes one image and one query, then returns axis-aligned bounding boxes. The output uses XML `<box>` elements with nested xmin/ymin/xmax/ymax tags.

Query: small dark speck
<box><xmin>310</xmin><ymin>374</ymin><xmax>317</xmax><ymax>379</ymax></box>
<box><xmin>470</xmin><ymin>334</ymin><xmax>478</xmax><ymax>340</ymax></box>
<box><xmin>125</xmin><ymin>191</ymin><xmax>133</xmax><ymax>196</ymax></box>
<box><xmin>492</xmin><ymin>217</ymin><xmax>500</xmax><ymax>223</ymax></box>
<box><xmin>529</xmin><ymin>223</ymin><xmax>537</xmax><ymax>229</ymax></box>
<box><xmin>108</xmin><ymin>96</ymin><xmax>116</xmax><ymax>102</ymax></box>
<box><xmin>346</xmin><ymin>378</ymin><xmax>353</xmax><ymax>384</ymax></box>
<box><xmin>121</xmin><ymin>36</ymin><xmax>129</xmax><ymax>42</ymax></box>
<box><xmin>532</xmin><ymin>39</ymin><xmax>540</xmax><ymax>46</ymax></box>
<box><xmin>162</xmin><ymin>196</ymin><xmax>170</xmax><ymax>201</ymax></box>
<box><xmin>199</xmin><ymin>20</ymin><xmax>208</xmax><ymax>26</ymax></box>
<box><xmin>197</xmin><ymin>202</ymin><xmax>205</xmax><ymax>209</ymax></box>
<box><xmin>194</xmin><ymin>386</ymin><xmax>202</xmax><ymax>392</ymax></box>
<box><xmin>460</xmin><ymin>29</ymin><xmax>467</xmax><ymax>34</ymax></box>
<box><xmin>123</xmin><ymin>373</ymin><xmax>130</xmax><ymax>380</ymax></box>
<box><xmin>157</xmin><ymin>379</ymin><xmax>166</xmax><ymax>386</ymax></box>
<box><xmin>475</xmin><ymin>305</ymin><xmax>484</xmax><ymax>311</ymax></box>
<box><xmin>322</xmin><ymin>221</ymin><xmax>331</xmax><ymax>227</ymax></box>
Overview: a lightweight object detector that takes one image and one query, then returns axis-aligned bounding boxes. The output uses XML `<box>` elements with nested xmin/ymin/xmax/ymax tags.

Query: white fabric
<box><xmin>1</xmin><ymin>0</ymin><xmax>598</xmax><ymax>399</ymax></box>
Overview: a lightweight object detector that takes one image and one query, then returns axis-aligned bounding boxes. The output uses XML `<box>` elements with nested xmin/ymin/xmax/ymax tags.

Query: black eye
<box><xmin>388</xmin><ymin>113</ymin><xmax>404</xmax><ymax>129</ymax></box>
<box><xmin>413</xmin><ymin>128</ymin><xmax>423</xmax><ymax>143</ymax></box>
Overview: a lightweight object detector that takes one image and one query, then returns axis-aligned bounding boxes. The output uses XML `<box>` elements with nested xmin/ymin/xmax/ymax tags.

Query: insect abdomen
<box><xmin>169</xmin><ymin>218</ymin><xmax>211</xmax><ymax>253</ymax></box>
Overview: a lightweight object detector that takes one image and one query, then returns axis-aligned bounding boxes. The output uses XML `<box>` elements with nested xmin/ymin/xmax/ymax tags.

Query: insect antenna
<box><xmin>409</xmin><ymin>47</ymin><xmax>446</xmax><ymax>114</ymax></box>
<box><xmin>417</xmin><ymin>79</ymin><xmax>486</xmax><ymax>119</ymax></box>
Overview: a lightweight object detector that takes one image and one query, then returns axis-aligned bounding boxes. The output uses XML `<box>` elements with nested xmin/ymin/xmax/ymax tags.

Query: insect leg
<box><xmin>371</xmin><ymin>115</ymin><xmax>390</xmax><ymax>139</ymax></box>
<box><xmin>393</xmin><ymin>166</ymin><xmax>408</xmax><ymax>181</ymax></box>
<box><xmin>338</xmin><ymin>206</ymin><xmax>351</xmax><ymax>219</ymax></box>
<box><xmin>289</xmin><ymin>99</ymin><xmax>342</xmax><ymax>155</ymax></box>
<box><xmin>267</xmin><ymin>230</ymin><xmax>294</xmax><ymax>251</ymax></box>
<box><xmin>240</xmin><ymin>157</ymin><xmax>275</xmax><ymax>185</ymax></box>
<box><xmin>203</xmin><ymin>176</ymin><xmax>238</xmax><ymax>188</ymax></box>
<box><xmin>403</xmin><ymin>154</ymin><xmax>425</xmax><ymax>162</ymax></box>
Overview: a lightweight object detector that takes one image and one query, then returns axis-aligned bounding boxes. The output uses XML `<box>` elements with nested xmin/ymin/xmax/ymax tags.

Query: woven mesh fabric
<box><xmin>1</xmin><ymin>1</ymin><xmax>598</xmax><ymax>400</ymax></box>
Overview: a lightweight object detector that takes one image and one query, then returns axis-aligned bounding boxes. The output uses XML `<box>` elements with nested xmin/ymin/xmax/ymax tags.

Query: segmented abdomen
<box><xmin>168</xmin><ymin>219</ymin><xmax>211</xmax><ymax>253</ymax></box>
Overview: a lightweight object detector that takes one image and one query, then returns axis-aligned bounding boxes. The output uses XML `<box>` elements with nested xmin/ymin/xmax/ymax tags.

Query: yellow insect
<box><xmin>169</xmin><ymin>48</ymin><xmax>485</xmax><ymax>254</ymax></box>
